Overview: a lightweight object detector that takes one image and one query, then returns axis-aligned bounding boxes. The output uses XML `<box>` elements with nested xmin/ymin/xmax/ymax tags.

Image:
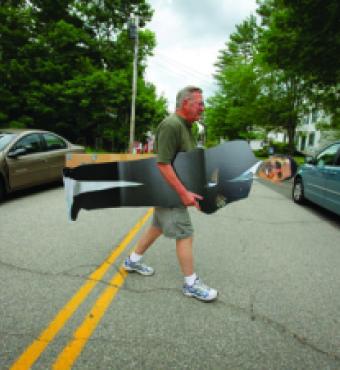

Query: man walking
<box><xmin>123</xmin><ymin>86</ymin><xmax>218</xmax><ymax>302</ymax></box>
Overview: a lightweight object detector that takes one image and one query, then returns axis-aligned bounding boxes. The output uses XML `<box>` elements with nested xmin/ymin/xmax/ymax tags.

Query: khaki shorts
<box><xmin>152</xmin><ymin>207</ymin><xmax>193</xmax><ymax>240</ymax></box>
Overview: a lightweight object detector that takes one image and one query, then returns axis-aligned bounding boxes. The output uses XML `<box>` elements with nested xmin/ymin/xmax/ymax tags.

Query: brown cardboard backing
<box><xmin>65</xmin><ymin>153</ymin><xmax>155</xmax><ymax>168</ymax></box>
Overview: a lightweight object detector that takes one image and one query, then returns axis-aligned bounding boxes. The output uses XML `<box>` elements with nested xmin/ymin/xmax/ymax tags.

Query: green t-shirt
<box><xmin>155</xmin><ymin>113</ymin><xmax>196</xmax><ymax>163</ymax></box>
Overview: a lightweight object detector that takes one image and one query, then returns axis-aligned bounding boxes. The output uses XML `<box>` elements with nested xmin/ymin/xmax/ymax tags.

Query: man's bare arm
<box><xmin>157</xmin><ymin>163</ymin><xmax>203</xmax><ymax>209</ymax></box>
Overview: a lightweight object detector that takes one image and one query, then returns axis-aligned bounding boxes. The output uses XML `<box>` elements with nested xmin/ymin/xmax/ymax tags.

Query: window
<box><xmin>300</xmin><ymin>135</ymin><xmax>306</xmax><ymax>151</ymax></box>
<box><xmin>311</xmin><ymin>109</ymin><xmax>318</xmax><ymax>123</ymax></box>
<box><xmin>316</xmin><ymin>144</ymin><xmax>340</xmax><ymax>166</ymax></box>
<box><xmin>308</xmin><ymin>132</ymin><xmax>315</xmax><ymax>146</ymax></box>
<box><xmin>13</xmin><ymin>134</ymin><xmax>42</xmax><ymax>154</ymax></box>
<box><xmin>335</xmin><ymin>154</ymin><xmax>340</xmax><ymax>166</ymax></box>
<box><xmin>42</xmin><ymin>133</ymin><xmax>67</xmax><ymax>151</ymax></box>
<box><xmin>0</xmin><ymin>133</ymin><xmax>16</xmax><ymax>151</ymax></box>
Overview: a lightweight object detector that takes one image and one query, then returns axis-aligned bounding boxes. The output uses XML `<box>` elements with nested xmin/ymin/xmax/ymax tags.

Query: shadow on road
<box><xmin>257</xmin><ymin>178</ymin><xmax>340</xmax><ymax>229</ymax></box>
<box><xmin>2</xmin><ymin>181</ymin><xmax>63</xmax><ymax>204</ymax></box>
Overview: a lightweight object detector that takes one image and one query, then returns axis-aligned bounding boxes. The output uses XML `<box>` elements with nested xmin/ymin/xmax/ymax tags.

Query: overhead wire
<box><xmin>150</xmin><ymin>59</ymin><xmax>212</xmax><ymax>86</ymax></box>
<box><xmin>155</xmin><ymin>51</ymin><xmax>214</xmax><ymax>81</ymax></box>
<box><xmin>149</xmin><ymin>56</ymin><xmax>215</xmax><ymax>89</ymax></box>
<box><xmin>145</xmin><ymin>50</ymin><xmax>219</xmax><ymax>108</ymax></box>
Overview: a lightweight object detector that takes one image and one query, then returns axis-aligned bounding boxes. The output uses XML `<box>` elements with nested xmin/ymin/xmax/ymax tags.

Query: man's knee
<box><xmin>153</xmin><ymin>207</ymin><xmax>193</xmax><ymax>239</ymax></box>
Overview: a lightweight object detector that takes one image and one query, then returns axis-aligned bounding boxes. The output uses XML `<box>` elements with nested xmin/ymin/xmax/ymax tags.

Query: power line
<box><xmin>150</xmin><ymin>57</ymin><xmax>213</xmax><ymax>86</ymax></box>
<box><xmin>156</xmin><ymin>51</ymin><xmax>214</xmax><ymax>80</ymax></box>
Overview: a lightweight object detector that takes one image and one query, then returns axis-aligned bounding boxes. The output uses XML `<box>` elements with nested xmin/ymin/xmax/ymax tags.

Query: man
<box><xmin>123</xmin><ymin>86</ymin><xmax>218</xmax><ymax>302</ymax></box>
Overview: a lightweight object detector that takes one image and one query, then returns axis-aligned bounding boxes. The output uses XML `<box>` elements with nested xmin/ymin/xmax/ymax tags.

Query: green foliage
<box><xmin>257</xmin><ymin>0</ymin><xmax>340</xmax><ymax>86</ymax></box>
<box><xmin>257</xmin><ymin>0</ymin><xmax>339</xmax><ymax>128</ymax></box>
<box><xmin>205</xmin><ymin>137</ymin><xmax>219</xmax><ymax>148</ymax></box>
<box><xmin>253</xmin><ymin>142</ymin><xmax>305</xmax><ymax>158</ymax></box>
<box><xmin>206</xmin><ymin>15</ymin><xmax>307</xmax><ymax>153</ymax></box>
<box><xmin>0</xmin><ymin>0</ymin><xmax>166</xmax><ymax>151</ymax></box>
<box><xmin>206</xmin><ymin>62</ymin><xmax>259</xmax><ymax>141</ymax></box>
<box><xmin>207</xmin><ymin>17</ymin><xmax>262</xmax><ymax>142</ymax></box>
<box><xmin>207</xmin><ymin>1</ymin><xmax>339</xmax><ymax>153</ymax></box>
<box><xmin>215</xmin><ymin>15</ymin><xmax>258</xmax><ymax>69</ymax></box>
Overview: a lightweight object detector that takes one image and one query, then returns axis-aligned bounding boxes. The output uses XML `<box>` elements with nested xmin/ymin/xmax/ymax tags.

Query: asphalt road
<box><xmin>0</xmin><ymin>180</ymin><xmax>339</xmax><ymax>370</ymax></box>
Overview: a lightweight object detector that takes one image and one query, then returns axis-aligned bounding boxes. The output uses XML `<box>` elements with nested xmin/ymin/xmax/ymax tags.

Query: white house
<box><xmin>295</xmin><ymin>109</ymin><xmax>335</xmax><ymax>154</ymax></box>
<box><xmin>263</xmin><ymin>108</ymin><xmax>336</xmax><ymax>155</ymax></box>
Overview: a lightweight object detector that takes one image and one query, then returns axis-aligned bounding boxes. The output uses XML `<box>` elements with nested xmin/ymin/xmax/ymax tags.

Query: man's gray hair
<box><xmin>176</xmin><ymin>85</ymin><xmax>202</xmax><ymax>108</ymax></box>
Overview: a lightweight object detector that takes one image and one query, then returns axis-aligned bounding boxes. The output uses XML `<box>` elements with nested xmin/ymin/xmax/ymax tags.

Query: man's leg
<box><xmin>177</xmin><ymin>236</ymin><xmax>218</xmax><ymax>302</ymax></box>
<box><xmin>135</xmin><ymin>225</ymin><xmax>162</xmax><ymax>255</ymax></box>
<box><xmin>176</xmin><ymin>236</ymin><xmax>194</xmax><ymax>276</ymax></box>
<box><xmin>123</xmin><ymin>225</ymin><xmax>162</xmax><ymax>276</ymax></box>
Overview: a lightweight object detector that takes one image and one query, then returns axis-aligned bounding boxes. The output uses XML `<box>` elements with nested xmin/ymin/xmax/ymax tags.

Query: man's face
<box><xmin>182</xmin><ymin>91</ymin><xmax>205</xmax><ymax>123</ymax></box>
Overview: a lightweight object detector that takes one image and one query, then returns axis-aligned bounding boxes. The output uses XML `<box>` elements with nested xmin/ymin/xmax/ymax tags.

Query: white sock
<box><xmin>129</xmin><ymin>252</ymin><xmax>143</xmax><ymax>263</ymax></box>
<box><xmin>184</xmin><ymin>273</ymin><xmax>197</xmax><ymax>286</ymax></box>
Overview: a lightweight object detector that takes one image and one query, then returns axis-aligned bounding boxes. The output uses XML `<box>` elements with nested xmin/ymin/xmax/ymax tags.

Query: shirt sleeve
<box><xmin>156</xmin><ymin>123</ymin><xmax>179</xmax><ymax>164</ymax></box>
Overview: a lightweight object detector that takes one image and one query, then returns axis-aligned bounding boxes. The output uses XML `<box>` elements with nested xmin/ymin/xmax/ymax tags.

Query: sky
<box><xmin>144</xmin><ymin>0</ymin><xmax>258</xmax><ymax>110</ymax></box>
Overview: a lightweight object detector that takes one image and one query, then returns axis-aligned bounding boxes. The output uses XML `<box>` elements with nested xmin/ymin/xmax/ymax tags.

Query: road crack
<box><xmin>2</xmin><ymin>259</ymin><xmax>338</xmax><ymax>363</ymax></box>
<box><xmin>216</xmin><ymin>296</ymin><xmax>340</xmax><ymax>363</ymax></box>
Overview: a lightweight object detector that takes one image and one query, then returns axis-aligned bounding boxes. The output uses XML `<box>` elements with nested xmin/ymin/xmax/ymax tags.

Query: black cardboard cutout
<box><xmin>63</xmin><ymin>140</ymin><xmax>258</xmax><ymax>220</ymax></box>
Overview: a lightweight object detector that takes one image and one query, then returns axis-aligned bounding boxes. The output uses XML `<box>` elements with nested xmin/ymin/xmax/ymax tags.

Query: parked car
<box><xmin>0</xmin><ymin>129</ymin><xmax>84</xmax><ymax>200</ymax></box>
<box><xmin>292</xmin><ymin>141</ymin><xmax>340</xmax><ymax>216</ymax></box>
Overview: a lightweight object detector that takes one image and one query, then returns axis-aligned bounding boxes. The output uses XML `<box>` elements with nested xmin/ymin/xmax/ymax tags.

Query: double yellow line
<box><xmin>10</xmin><ymin>208</ymin><xmax>153</xmax><ymax>370</ymax></box>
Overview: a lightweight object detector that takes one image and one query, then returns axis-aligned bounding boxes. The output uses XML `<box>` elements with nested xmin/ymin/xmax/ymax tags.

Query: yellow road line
<box><xmin>10</xmin><ymin>208</ymin><xmax>153</xmax><ymax>370</ymax></box>
<box><xmin>52</xmin><ymin>267</ymin><xmax>128</xmax><ymax>369</ymax></box>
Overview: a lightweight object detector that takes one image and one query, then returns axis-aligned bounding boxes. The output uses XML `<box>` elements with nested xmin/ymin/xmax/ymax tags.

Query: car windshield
<box><xmin>0</xmin><ymin>133</ymin><xmax>17</xmax><ymax>151</ymax></box>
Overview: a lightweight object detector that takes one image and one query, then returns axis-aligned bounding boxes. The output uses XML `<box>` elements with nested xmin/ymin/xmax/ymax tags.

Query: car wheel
<box><xmin>292</xmin><ymin>177</ymin><xmax>305</xmax><ymax>204</ymax></box>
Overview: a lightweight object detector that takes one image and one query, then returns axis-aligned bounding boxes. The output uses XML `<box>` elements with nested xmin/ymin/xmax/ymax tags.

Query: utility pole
<box><xmin>128</xmin><ymin>15</ymin><xmax>139</xmax><ymax>153</ymax></box>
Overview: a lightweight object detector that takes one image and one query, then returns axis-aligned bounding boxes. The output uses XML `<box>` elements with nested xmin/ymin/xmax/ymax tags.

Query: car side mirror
<box><xmin>7</xmin><ymin>147</ymin><xmax>27</xmax><ymax>158</ymax></box>
<box><xmin>304</xmin><ymin>156</ymin><xmax>316</xmax><ymax>165</ymax></box>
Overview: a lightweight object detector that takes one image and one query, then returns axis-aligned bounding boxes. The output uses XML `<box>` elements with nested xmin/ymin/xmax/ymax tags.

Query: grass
<box><xmin>293</xmin><ymin>156</ymin><xmax>305</xmax><ymax>166</ymax></box>
<box><xmin>85</xmin><ymin>147</ymin><xmax>110</xmax><ymax>154</ymax></box>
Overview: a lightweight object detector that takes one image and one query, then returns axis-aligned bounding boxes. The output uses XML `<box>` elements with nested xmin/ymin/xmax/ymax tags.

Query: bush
<box><xmin>253</xmin><ymin>148</ymin><xmax>268</xmax><ymax>158</ymax></box>
<box><xmin>254</xmin><ymin>142</ymin><xmax>305</xmax><ymax>158</ymax></box>
<box><xmin>270</xmin><ymin>142</ymin><xmax>290</xmax><ymax>154</ymax></box>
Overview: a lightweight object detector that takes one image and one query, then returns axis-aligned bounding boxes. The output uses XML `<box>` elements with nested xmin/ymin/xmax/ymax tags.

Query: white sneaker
<box><xmin>123</xmin><ymin>257</ymin><xmax>154</xmax><ymax>276</ymax></box>
<box><xmin>183</xmin><ymin>278</ymin><xmax>218</xmax><ymax>302</ymax></box>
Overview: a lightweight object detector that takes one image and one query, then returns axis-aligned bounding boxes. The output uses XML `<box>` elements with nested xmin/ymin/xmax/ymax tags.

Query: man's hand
<box><xmin>157</xmin><ymin>163</ymin><xmax>203</xmax><ymax>210</ymax></box>
<box><xmin>179</xmin><ymin>191</ymin><xmax>203</xmax><ymax>210</ymax></box>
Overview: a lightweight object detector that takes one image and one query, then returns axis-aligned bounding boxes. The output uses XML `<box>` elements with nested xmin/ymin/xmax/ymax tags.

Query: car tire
<box><xmin>292</xmin><ymin>177</ymin><xmax>305</xmax><ymax>204</ymax></box>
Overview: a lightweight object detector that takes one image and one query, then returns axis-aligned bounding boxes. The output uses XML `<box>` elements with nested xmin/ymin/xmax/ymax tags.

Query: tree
<box><xmin>206</xmin><ymin>17</ymin><xmax>261</xmax><ymax>142</ymax></box>
<box><xmin>257</xmin><ymin>0</ymin><xmax>340</xmax><ymax>129</ymax></box>
<box><xmin>206</xmin><ymin>62</ymin><xmax>260</xmax><ymax>141</ymax></box>
<box><xmin>0</xmin><ymin>0</ymin><xmax>167</xmax><ymax>150</ymax></box>
<box><xmin>206</xmin><ymin>14</ymin><xmax>307</xmax><ymax>153</ymax></box>
<box><xmin>255</xmin><ymin>70</ymin><xmax>307</xmax><ymax>151</ymax></box>
<box><xmin>257</xmin><ymin>0</ymin><xmax>340</xmax><ymax>86</ymax></box>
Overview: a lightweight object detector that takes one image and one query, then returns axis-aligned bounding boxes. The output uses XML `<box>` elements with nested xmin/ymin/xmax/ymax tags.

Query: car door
<box><xmin>307</xmin><ymin>143</ymin><xmax>340</xmax><ymax>210</ymax></box>
<box><xmin>302</xmin><ymin>156</ymin><xmax>326</xmax><ymax>205</ymax></box>
<box><xmin>322</xmin><ymin>144</ymin><xmax>340</xmax><ymax>215</ymax></box>
<box><xmin>41</xmin><ymin>132</ymin><xmax>69</xmax><ymax>180</ymax></box>
<box><xmin>7</xmin><ymin>133</ymin><xmax>49</xmax><ymax>190</ymax></box>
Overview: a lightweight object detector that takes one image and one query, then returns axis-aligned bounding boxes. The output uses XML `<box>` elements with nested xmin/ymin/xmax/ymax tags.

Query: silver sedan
<box><xmin>0</xmin><ymin>129</ymin><xmax>84</xmax><ymax>200</ymax></box>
